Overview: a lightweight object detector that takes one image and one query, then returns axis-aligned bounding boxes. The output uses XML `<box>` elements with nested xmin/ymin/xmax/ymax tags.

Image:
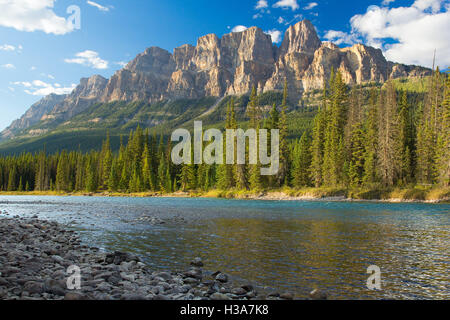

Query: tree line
<box><xmin>0</xmin><ymin>70</ymin><xmax>448</xmax><ymax>193</ymax></box>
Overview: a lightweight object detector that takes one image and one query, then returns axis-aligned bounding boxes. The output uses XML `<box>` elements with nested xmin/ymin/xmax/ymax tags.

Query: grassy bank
<box><xmin>0</xmin><ymin>186</ymin><xmax>449</xmax><ymax>203</ymax></box>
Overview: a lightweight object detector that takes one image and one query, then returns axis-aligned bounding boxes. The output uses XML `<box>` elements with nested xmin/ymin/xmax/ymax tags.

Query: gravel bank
<box><xmin>0</xmin><ymin>216</ymin><xmax>318</xmax><ymax>301</ymax></box>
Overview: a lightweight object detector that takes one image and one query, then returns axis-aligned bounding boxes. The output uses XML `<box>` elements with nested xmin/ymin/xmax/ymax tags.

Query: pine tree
<box><xmin>292</xmin><ymin>132</ymin><xmax>312</xmax><ymax>188</ymax></box>
<box><xmin>310</xmin><ymin>84</ymin><xmax>327</xmax><ymax>187</ymax></box>
<box><xmin>322</xmin><ymin>71</ymin><xmax>348</xmax><ymax>186</ymax></box>
<box><xmin>363</xmin><ymin>88</ymin><xmax>379</xmax><ymax>186</ymax></box>
<box><xmin>108</xmin><ymin>159</ymin><xmax>119</xmax><ymax>191</ymax></box>
<box><xmin>56</xmin><ymin>151</ymin><xmax>71</xmax><ymax>191</ymax></box>
<box><xmin>86</xmin><ymin>156</ymin><xmax>97</xmax><ymax>192</ymax></box>
<box><xmin>7</xmin><ymin>166</ymin><xmax>16</xmax><ymax>191</ymax></box>
<box><xmin>434</xmin><ymin>72</ymin><xmax>450</xmax><ymax>186</ymax></box>
<box><xmin>398</xmin><ymin>91</ymin><xmax>414</xmax><ymax>184</ymax></box>
<box><xmin>278</xmin><ymin>79</ymin><xmax>289</xmax><ymax>186</ymax></box>
<box><xmin>348</xmin><ymin>123</ymin><xmax>366</xmax><ymax>188</ymax></box>
<box><xmin>101</xmin><ymin>132</ymin><xmax>113</xmax><ymax>189</ymax></box>
<box><xmin>378</xmin><ymin>80</ymin><xmax>401</xmax><ymax>186</ymax></box>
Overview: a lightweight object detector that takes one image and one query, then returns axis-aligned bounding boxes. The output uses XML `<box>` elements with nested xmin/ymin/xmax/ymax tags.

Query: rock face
<box><xmin>49</xmin><ymin>74</ymin><xmax>108</xmax><ymax>121</ymax></box>
<box><xmin>1</xmin><ymin>19</ymin><xmax>431</xmax><ymax>139</ymax></box>
<box><xmin>0</xmin><ymin>94</ymin><xmax>66</xmax><ymax>140</ymax></box>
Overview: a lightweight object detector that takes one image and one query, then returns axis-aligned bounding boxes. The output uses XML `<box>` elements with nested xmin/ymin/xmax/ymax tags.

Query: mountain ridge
<box><xmin>1</xmin><ymin>19</ymin><xmax>431</xmax><ymax>141</ymax></box>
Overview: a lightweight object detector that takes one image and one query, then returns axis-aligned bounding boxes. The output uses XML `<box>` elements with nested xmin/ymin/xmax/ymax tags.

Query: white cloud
<box><xmin>64</xmin><ymin>50</ymin><xmax>109</xmax><ymax>69</ymax></box>
<box><xmin>324</xmin><ymin>30</ymin><xmax>358</xmax><ymax>45</ymax></box>
<box><xmin>273</xmin><ymin>0</ymin><xmax>299</xmax><ymax>11</ymax></box>
<box><xmin>265</xmin><ymin>29</ymin><xmax>283</xmax><ymax>43</ymax></box>
<box><xmin>1</xmin><ymin>63</ymin><xmax>15</xmax><ymax>69</ymax></box>
<box><xmin>30</xmin><ymin>66</ymin><xmax>37</xmax><ymax>71</ymax></box>
<box><xmin>349</xmin><ymin>0</ymin><xmax>450</xmax><ymax>67</ymax></box>
<box><xmin>0</xmin><ymin>44</ymin><xmax>16</xmax><ymax>51</ymax></box>
<box><xmin>87</xmin><ymin>1</ymin><xmax>110</xmax><ymax>12</ymax></box>
<box><xmin>0</xmin><ymin>0</ymin><xmax>74</xmax><ymax>35</ymax></box>
<box><xmin>13</xmin><ymin>79</ymin><xmax>76</xmax><ymax>96</ymax></box>
<box><xmin>304</xmin><ymin>2</ymin><xmax>318</xmax><ymax>10</ymax></box>
<box><xmin>324</xmin><ymin>0</ymin><xmax>449</xmax><ymax>68</ymax></box>
<box><xmin>12</xmin><ymin>81</ymin><xmax>32</xmax><ymax>87</ymax></box>
<box><xmin>40</xmin><ymin>73</ymin><xmax>55</xmax><ymax>79</ymax></box>
<box><xmin>115</xmin><ymin>61</ymin><xmax>127</xmax><ymax>68</ymax></box>
<box><xmin>255</xmin><ymin>0</ymin><xmax>268</xmax><ymax>10</ymax></box>
<box><xmin>278</xmin><ymin>16</ymin><xmax>285</xmax><ymax>24</ymax></box>
<box><xmin>231</xmin><ymin>25</ymin><xmax>248</xmax><ymax>33</ymax></box>
<box><xmin>253</xmin><ymin>13</ymin><xmax>263</xmax><ymax>19</ymax></box>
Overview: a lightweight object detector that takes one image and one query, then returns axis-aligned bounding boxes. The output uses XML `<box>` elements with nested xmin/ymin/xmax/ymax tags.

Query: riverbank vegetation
<box><xmin>0</xmin><ymin>70</ymin><xmax>448</xmax><ymax>201</ymax></box>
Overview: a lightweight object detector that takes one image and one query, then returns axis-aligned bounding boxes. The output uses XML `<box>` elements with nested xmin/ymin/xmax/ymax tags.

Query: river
<box><xmin>0</xmin><ymin>195</ymin><xmax>448</xmax><ymax>300</ymax></box>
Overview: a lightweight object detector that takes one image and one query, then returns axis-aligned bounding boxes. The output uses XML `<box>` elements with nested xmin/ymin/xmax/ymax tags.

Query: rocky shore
<box><xmin>0</xmin><ymin>216</ymin><xmax>324</xmax><ymax>300</ymax></box>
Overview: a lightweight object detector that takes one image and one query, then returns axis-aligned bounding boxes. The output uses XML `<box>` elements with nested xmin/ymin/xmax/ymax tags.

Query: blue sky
<box><xmin>0</xmin><ymin>0</ymin><xmax>449</xmax><ymax>131</ymax></box>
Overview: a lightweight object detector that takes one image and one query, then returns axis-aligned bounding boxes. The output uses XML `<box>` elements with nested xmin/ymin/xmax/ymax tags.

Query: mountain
<box><xmin>0</xmin><ymin>93</ymin><xmax>66</xmax><ymax>141</ymax></box>
<box><xmin>0</xmin><ymin>19</ymin><xmax>431</xmax><ymax>145</ymax></box>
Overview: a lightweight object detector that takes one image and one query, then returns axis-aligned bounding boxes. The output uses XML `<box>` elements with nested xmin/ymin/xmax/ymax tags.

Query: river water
<box><xmin>0</xmin><ymin>195</ymin><xmax>448</xmax><ymax>300</ymax></box>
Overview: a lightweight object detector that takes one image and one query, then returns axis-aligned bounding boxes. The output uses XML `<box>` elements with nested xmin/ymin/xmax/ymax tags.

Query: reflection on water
<box><xmin>0</xmin><ymin>196</ymin><xmax>448</xmax><ymax>299</ymax></box>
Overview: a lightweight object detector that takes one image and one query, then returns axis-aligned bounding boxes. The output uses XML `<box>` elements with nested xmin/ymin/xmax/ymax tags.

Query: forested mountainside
<box><xmin>0</xmin><ymin>69</ymin><xmax>447</xmax><ymax>196</ymax></box>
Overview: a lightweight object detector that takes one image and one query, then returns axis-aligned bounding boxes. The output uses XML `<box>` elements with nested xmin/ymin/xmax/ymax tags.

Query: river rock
<box><xmin>309</xmin><ymin>289</ymin><xmax>328</xmax><ymax>300</ymax></box>
<box><xmin>190</xmin><ymin>257</ymin><xmax>204</xmax><ymax>267</ymax></box>
<box><xmin>215</xmin><ymin>273</ymin><xmax>228</xmax><ymax>283</ymax></box>
<box><xmin>210</xmin><ymin>292</ymin><xmax>231</xmax><ymax>300</ymax></box>
<box><xmin>280</xmin><ymin>292</ymin><xmax>294</xmax><ymax>300</ymax></box>
<box><xmin>44</xmin><ymin>279</ymin><xmax>66</xmax><ymax>296</ymax></box>
<box><xmin>65</xmin><ymin>292</ymin><xmax>90</xmax><ymax>300</ymax></box>
<box><xmin>23</xmin><ymin>281</ymin><xmax>44</xmax><ymax>294</ymax></box>
<box><xmin>232</xmin><ymin>287</ymin><xmax>247</xmax><ymax>296</ymax></box>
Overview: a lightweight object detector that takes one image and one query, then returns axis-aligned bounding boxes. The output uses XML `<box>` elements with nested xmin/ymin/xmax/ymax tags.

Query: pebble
<box><xmin>0</xmin><ymin>217</ymin><xmax>265</xmax><ymax>301</ymax></box>
<box><xmin>215</xmin><ymin>273</ymin><xmax>228</xmax><ymax>283</ymax></box>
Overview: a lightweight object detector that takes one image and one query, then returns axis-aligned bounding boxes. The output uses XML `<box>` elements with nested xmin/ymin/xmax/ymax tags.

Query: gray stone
<box><xmin>23</xmin><ymin>281</ymin><xmax>44</xmax><ymax>294</ymax></box>
<box><xmin>210</xmin><ymin>293</ymin><xmax>231</xmax><ymax>300</ymax></box>
<box><xmin>215</xmin><ymin>273</ymin><xmax>228</xmax><ymax>283</ymax></box>
<box><xmin>309</xmin><ymin>289</ymin><xmax>327</xmax><ymax>300</ymax></box>
<box><xmin>190</xmin><ymin>257</ymin><xmax>204</xmax><ymax>267</ymax></box>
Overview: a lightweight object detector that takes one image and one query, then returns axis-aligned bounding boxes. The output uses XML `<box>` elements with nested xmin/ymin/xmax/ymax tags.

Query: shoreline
<box><xmin>0</xmin><ymin>187</ymin><xmax>448</xmax><ymax>204</ymax></box>
<box><xmin>0</xmin><ymin>217</ymin><xmax>311</xmax><ymax>300</ymax></box>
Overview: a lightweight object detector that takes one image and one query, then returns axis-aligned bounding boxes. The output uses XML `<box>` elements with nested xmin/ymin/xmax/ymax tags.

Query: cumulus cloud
<box><xmin>0</xmin><ymin>44</ymin><xmax>16</xmax><ymax>51</ymax></box>
<box><xmin>13</xmin><ymin>79</ymin><xmax>76</xmax><ymax>96</ymax></box>
<box><xmin>304</xmin><ymin>2</ymin><xmax>318</xmax><ymax>10</ymax></box>
<box><xmin>64</xmin><ymin>50</ymin><xmax>109</xmax><ymax>69</ymax></box>
<box><xmin>265</xmin><ymin>29</ymin><xmax>283</xmax><ymax>43</ymax></box>
<box><xmin>273</xmin><ymin>0</ymin><xmax>299</xmax><ymax>11</ymax></box>
<box><xmin>0</xmin><ymin>0</ymin><xmax>74</xmax><ymax>35</ymax></box>
<box><xmin>1</xmin><ymin>63</ymin><xmax>15</xmax><ymax>69</ymax></box>
<box><xmin>323</xmin><ymin>30</ymin><xmax>358</xmax><ymax>45</ymax></box>
<box><xmin>324</xmin><ymin>0</ymin><xmax>450</xmax><ymax>68</ymax></box>
<box><xmin>115</xmin><ymin>61</ymin><xmax>127</xmax><ymax>68</ymax></box>
<box><xmin>231</xmin><ymin>25</ymin><xmax>248</xmax><ymax>33</ymax></box>
<box><xmin>87</xmin><ymin>1</ymin><xmax>110</xmax><ymax>12</ymax></box>
<box><xmin>255</xmin><ymin>0</ymin><xmax>268</xmax><ymax>10</ymax></box>
<box><xmin>350</xmin><ymin>0</ymin><xmax>450</xmax><ymax>67</ymax></box>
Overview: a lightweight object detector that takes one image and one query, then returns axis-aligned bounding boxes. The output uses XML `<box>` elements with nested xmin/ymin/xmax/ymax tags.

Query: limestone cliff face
<box><xmin>0</xmin><ymin>93</ymin><xmax>66</xmax><ymax>140</ymax></box>
<box><xmin>49</xmin><ymin>74</ymin><xmax>108</xmax><ymax>120</ymax></box>
<box><xmin>2</xmin><ymin>19</ymin><xmax>431</xmax><ymax>139</ymax></box>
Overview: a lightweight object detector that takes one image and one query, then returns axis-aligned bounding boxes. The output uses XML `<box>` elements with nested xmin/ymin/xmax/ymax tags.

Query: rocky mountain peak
<box><xmin>125</xmin><ymin>46</ymin><xmax>175</xmax><ymax>76</ymax></box>
<box><xmin>1</xmin><ymin>19</ymin><xmax>432</xmax><ymax>141</ymax></box>
<box><xmin>278</xmin><ymin>19</ymin><xmax>321</xmax><ymax>57</ymax></box>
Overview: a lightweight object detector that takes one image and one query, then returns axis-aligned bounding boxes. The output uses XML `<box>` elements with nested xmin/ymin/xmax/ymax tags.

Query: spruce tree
<box><xmin>292</xmin><ymin>132</ymin><xmax>312</xmax><ymax>188</ymax></box>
